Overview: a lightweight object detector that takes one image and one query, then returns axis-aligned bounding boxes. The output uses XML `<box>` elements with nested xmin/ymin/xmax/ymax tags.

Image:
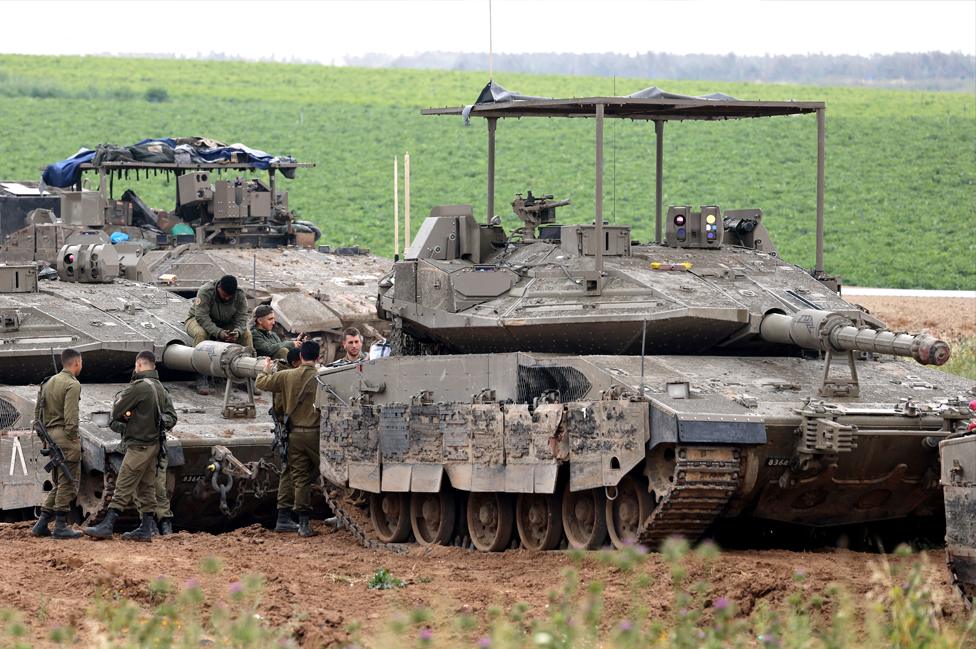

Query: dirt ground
<box><xmin>0</xmin><ymin>522</ymin><xmax>968</xmax><ymax>648</ymax></box>
<box><xmin>851</xmin><ymin>295</ymin><xmax>976</xmax><ymax>341</ymax></box>
<box><xmin>1</xmin><ymin>296</ymin><xmax>973</xmax><ymax>647</ymax></box>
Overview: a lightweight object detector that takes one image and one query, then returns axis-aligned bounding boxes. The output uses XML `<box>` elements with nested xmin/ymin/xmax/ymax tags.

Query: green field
<box><xmin>0</xmin><ymin>55</ymin><xmax>973</xmax><ymax>289</ymax></box>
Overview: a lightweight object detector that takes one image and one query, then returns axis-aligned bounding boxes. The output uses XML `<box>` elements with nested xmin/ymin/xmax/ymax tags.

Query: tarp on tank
<box><xmin>41</xmin><ymin>138</ymin><xmax>296</xmax><ymax>188</ymax></box>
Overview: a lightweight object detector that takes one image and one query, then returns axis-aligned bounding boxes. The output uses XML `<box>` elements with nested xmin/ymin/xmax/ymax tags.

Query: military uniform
<box><xmin>34</xmin><ymin>370</ymin><xmax>81</xmax><ymax>513</ymax></box>
<box><xmin>251</xmin><ymin>326</ymin><xmax>295</xmax><ymax>360</ymax></box>
<box><xmin>268</xmin><ymin>366</ymin><xmax>297</xmax><ymax>532</ymax></box>
<box><xmin>185</xmin><ymin>279</ymin><xmax>253</xmax><ymax>350</ymax></box>
<box><xmin>256</xmin><ymin>364</ymin><xmax>319</xmax><ymax>535</ymax></box>
<box><xmin>84</xmin><ymin>369</ymin><xmax>176</xmax><ymax>541</ymax></box>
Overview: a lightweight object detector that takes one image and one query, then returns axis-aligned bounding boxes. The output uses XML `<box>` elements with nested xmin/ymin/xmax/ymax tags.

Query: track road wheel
<box><xmin>606</xmin><ymin>475</ymin><xmax>653</xmax><ymax>549</ymax></box>
<box><xmin>466</xmin><ymin>492</ymin><xmax>514</xmax><ymax>552</ymax></box>
<box><xmin>516</xmin><ymin>493</ymin><xmax>563</xmax><ymax>551</ymax></box>
<box><xmin>369</xmin><ymin>492</ymin><xmax>411</xmax><ymax>543</ymax></box>
<box><xmin>562</xmin><ymin>485</ymin><xmax>608</xmax><ymax>550</ymax></box>
<box><xmin>410</xmin><ymin>490</ymin><xmax>456</xmax><ymax>546</ymax></box>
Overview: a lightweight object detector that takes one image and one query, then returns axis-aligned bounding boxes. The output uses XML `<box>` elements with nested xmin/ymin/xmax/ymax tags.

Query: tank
<box><xmin>317</xmin><ymin>83</ymin><xmax>976</xmax><ymax>553</ymax></box>
<box><xmin>1</xmin><ymin>141</ymin><xmax>392</xmax><ymax>361</ymax></box>
<box><xmin>0</xmin><ymin>262</ymin><xmax>286</xmax><ymax>529</ymax></box>
<box><xmin>941</xmin><ymin>429</ymin><xmax>976</xmax><ymax>607</ymax></box>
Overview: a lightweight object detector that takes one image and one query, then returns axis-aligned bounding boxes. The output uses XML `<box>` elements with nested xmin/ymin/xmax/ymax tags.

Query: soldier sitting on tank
<box><xmin>250</xmin><ymin>304</ymin><xmax>307</xmax><ymax>361</ymax></box>
<box><xmin>256</xmin><ymin>340</ymin><xmax>323</xmax><ymax>538</ymax></box>
<box><xmin>185</xmin><ymin>275</ymin><xmax>253</xmax><ymax>394</ymax></box>
<box><xmin>30</xmin><ymin>348</ymin><xmax>84</xmax><ymax>540</ymax></box>
<box><xmin>327</xmin><ymin>327</ymin><xmax>368</xmax><ymax>367</ymax></box>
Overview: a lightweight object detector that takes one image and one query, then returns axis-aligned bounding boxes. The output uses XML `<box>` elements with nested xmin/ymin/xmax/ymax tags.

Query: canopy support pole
<box><xmin>594</xmin><ymin>104</ymin><xmax>605</xmax><ymax>288</ymax></box>
<box><xmin>487</xmin><ymin>117</ymin><xmax>497</xmax><ymax>224</ymax></box>
<box><xmin>654</xmin><ymin>120</ymin><xmax>664</xmax><ymax>243</ymax></box>
<box><xmin>815</xmin><ymin>108</ymin><xmax>825</xmax><ymax>275</ymax></box>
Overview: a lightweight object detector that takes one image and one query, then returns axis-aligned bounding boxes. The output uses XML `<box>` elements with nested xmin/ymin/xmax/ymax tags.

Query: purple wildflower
<box><xmin>477</xmin><ymin>637</ymin><xmax>491</xmax><ymax>648</ymax></box>
<box><xmin>419</xmin><ymin>627</ymin><xmax>433</xmax><ymax>641</ymax></box>
<box><xmin>713</xmin><ymin>596</ymin><xmax>730</xmax><ymax>611</ymax></box>
<box><xmin>228</xmin><ymin>581</ymin><xmax>243</xmax><ymax>594</ymax></box>
<box><xmin>617</xmin><ymin>619</ymin><xmax>633</xmax><ymax>632</ymax></box>
<box><xmin>184</xmin><ymin>579</ymin><xmax>200</xmax><ymax>590</ymax></box>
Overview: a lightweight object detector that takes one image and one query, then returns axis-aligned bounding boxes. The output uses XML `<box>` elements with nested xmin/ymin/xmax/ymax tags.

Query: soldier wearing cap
<box><xmin>30</xmin><ymin>348</ymin><xmax>84</xmax><ymax>540</ymax></box>
<box><xmin>251</xmin><ymin>304</ymin><xmax>307</xmax><ymax>361</ymax></box>
<box><xmin>256</xmin><ymin>340</ymin><xmax>321</xmax><ymax>537</ymax></box>
<box><xmin>185</xmin><ymin>275</ymin><xmax>253</xmax><ymax>394</ymax></box>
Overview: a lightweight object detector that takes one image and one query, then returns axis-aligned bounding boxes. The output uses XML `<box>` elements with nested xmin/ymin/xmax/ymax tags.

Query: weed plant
<box><xmin>2</xmin><ymin>544</ymin><xmax>972</xmax><ymax>648</ymax></box>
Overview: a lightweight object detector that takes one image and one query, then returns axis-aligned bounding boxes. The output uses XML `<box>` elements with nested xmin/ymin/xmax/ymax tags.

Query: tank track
<box><xmin>946</xmin><ymin>549</ymin><xmax>975</xmax><ymax>610</ymax></box>
<box><xmin>638</xmin><ymin>446</ymin><xmax>742</xmax><ymax>547</ymax></box>
<box><xmin>321</xmin><ymin>480</ymin><xmax>409</xmax><ymax>554</ymax></box>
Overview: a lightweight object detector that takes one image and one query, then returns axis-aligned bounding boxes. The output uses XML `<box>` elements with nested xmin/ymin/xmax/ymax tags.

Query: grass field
<box><xmin>0</xmin><ymin>55</ymin><xmax>973</xmax><ymax>289</ymax></box>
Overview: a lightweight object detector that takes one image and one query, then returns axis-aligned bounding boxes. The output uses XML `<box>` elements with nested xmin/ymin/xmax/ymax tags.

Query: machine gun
<box><xmin>512</xmin><ymin>191</ymin><xmax>571</xmax><ymax>237</ymax></box>
<box><xmin>33</xmin><ymin>392</ymin><xmax>75</xmax><ymax>483</ymax></box>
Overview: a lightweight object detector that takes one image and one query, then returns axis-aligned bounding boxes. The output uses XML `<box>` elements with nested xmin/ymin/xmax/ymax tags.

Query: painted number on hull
<box><xmin>766</xmin><ymin>457</ymin><xmax>791</xmax><ymax>467</ymax></box>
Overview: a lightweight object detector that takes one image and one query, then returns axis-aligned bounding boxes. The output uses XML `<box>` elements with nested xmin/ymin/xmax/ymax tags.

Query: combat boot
<box><xmin>30</xmin><ymin>511</ymin><xmax>53</xmax><ymax>537</ymax></box>
<box><xmin>122</xmin><ymin>513</ymin><xmax>154</xmax><ymax>542</ymax></box>
<box><xmin>83</xmin><ymin>509</ymin><xmax>119</xmax><ymax>540</ymax></box>
<box><xmin>195</xmin><ymin>374</ymin><xmax>211</xmax><ymax>396</ymax></box>
<box><xmin>158</xmin><ymin>518</ymin><xmax>174</xmax><ymax>536</ymax></box>
<box><xmin>52</xmin><ymin>513</ymin><xmax>81</xmax><ymax>540</ymax></box>
<box><xmin>149</xmin><ymin>517</ymin><xmax>159</xmax><ymax>537</ymax></box>
<box><xmin>298</xmin><ymin>514</ymin><xmax>317</xmax><ymax>538</ymax></box>
<box><xmin>274</xmin><ymin>509</ymin><xmax>299</xmax><ymax>533</ymax></box>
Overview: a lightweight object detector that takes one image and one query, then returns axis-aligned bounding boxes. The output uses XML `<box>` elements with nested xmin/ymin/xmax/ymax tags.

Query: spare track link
<box><xmin>638</xmin><ymin>446</ymin><xmax>742</xmax><ymax>547</ymax></box>
<box><xmin>321</xmin><ymin>481</ymin><xmax>409</xmax><ymax>554</ymax></box>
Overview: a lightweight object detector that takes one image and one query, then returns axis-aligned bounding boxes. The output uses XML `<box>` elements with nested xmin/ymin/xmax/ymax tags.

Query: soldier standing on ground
<box><xmin>271</xmin><ymin>347</ymin><xmax>302</xmax><ymax>533</ymax></box>
<box><xmin>256</xmin><ymin>340</ymin><xmax>321</xmax><ymax>537</ymax></box>
<box><xmin>251</xmin><ymin>304</ymin><xmax>307</xmax><ymax>361</ymax></box>
<box><xmin>327</xmin><ymin>327</ymin><xmax>368</xmax><ymax>367</ymax></box>
<box><xmin>185</xmin><ymin>275</ymin><xmax>252</xmax><ymax>394</ymax></box>
<box><xmin>84</xmin><ymin>351</ymin><xmax>177</xmax><ymax>542</ymax></box>
<box><xmin>30</xmin><ymin>348</ymin><xmax>84</xmax><ymax>540</ymax></box>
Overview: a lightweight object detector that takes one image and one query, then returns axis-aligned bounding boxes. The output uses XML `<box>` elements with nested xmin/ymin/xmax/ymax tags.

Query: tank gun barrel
<box><xmin>760</xmin><ymin>309</ymin><xmax>950</xmax><ymax>366</ymax></box>
<box><xmin>161</xmin><ymin>341</ymin><xmax>267</xmax><ymax>379</ymax></box>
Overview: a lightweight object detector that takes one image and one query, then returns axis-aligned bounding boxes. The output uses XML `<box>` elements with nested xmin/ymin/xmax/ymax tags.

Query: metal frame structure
<box><xmin>424</xmin><ymin>96</ymin><xmax>827</xmax><ymax>277</ymax></box>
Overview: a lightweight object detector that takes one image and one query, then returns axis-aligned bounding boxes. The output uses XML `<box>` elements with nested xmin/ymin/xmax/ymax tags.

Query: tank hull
<box><xmin>316</xmin><ymin>352</ymin><xmax>975</xmax><ymax>549</ymax></box>
<box><xmin>941</xmin><ymin>433</ymin><xmax>976</xmax><ymax>607</ymax></box>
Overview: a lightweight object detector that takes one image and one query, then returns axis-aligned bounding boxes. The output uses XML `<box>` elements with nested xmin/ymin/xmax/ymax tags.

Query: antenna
<box><xmin>50</xmin><ymin>347</ymin><xmax>57</xmax><ymax>374</ymax></box>
<box><xmin>612</xmin><ymin>75</ymin><xmax>616</xmax><ymax>224</ymax></box>
<box><xmin>488</xmin><ymin>0</ymin><xmax>494</xmax><ymax>80</ymax></box>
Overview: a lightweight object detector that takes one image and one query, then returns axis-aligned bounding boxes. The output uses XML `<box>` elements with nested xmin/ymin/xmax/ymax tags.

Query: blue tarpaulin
<box><xmin>42</xmin><ymin>138</ymin><xmax>289</xmax><ymax>188</ymax></box>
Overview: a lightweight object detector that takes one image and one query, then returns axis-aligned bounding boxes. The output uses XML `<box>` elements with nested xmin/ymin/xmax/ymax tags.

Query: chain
<box><xmin>319</xmin><ymin>479</ymin><xmax>409</xmax><ymax>554</ymax></box>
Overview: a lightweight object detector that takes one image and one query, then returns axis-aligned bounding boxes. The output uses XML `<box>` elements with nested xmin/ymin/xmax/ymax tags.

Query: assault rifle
<box><xmin>268</xmin><ymin>406</ymin><xmax>289</xmax><ymax>469</ymax></box>
<box><xmin>34</xmin><ymin>391</ymin><xmax>75</xmax><ymax>483</ymax></box>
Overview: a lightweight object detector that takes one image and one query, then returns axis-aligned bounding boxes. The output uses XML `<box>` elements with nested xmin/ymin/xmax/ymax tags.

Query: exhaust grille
<box><xmin>0</xmin><ymin>398</ymin><xmax>20</xmax><ymax>430</ymax></box>
<box><xmin>517</xmin><ymin>365</ymin><xmax>591</xmax><ymax>404</ymax></box>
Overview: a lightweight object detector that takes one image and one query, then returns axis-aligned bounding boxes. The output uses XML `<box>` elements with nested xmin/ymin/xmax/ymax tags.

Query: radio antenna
<box><xmin>488</xmin><ymin>0</ymin><xmax>494</xmax><ymax>80</ymax></box>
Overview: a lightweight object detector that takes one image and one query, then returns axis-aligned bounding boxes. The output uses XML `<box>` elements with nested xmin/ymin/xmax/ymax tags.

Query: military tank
<box><xmin>1</xmin><ymin>140</ymin><xmax>391</xmax><ymax>361</ymax></box>
<box><xmin>0</xmin><ymin>257</ymin><xmax>286</xmax><ymax>529</ymax></box>
<box><xmin>315</xmin><ymin>83</ymin><xmax>976</xmax><ymax>554</ymax></box>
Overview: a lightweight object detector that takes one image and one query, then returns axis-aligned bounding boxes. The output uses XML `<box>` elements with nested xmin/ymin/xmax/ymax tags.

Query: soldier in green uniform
<box><xmin>83</xmin><ymin>351</ymin><xmax>177</xmax><ymax>542</ymax></box>
<box><xmin>256</xmin><ymin>340</ymin><xmax>321</xmax><ymax>537</ymax></box>
<box><xmin>150</xmin><ymin>454</ymin><xmax>174</xmax><ymax>536</ymax></box>
<box><xmin>271</xmin><ymin>347</ymin><xmax>302</xmax><ymax>533</ymax></box>
<box><xmin>30</xmin><ymin>348</ymin><xmax>84</xmax><ymax>540</ymax></box>
<box><xmin>250</xmin><ymin>304</ymin><xmax>306</xmax><ymax>360</ymax></box>
<box><xmin>185</xmin><ymin>275</ymin><xmax>252</xmax><ymax>394</ymax></box>
<box><xmin>327</xmin><ymin>327</ymin><xmax>368</xmax><ymax>367</ymax></box>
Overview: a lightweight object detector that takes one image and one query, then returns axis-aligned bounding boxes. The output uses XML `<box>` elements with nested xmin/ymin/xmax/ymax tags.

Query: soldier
<box><xmin>185</xmin><ymin>275</ymin><xmax>252</xmax><ymax>394</ymax></box>
<box><xmin>327</xmin><ymin>327</ymin><xmax>368</xmax><ymax>367</ymax></box>
<box><xmin>250</xmin><ymin>304</ymin><xmax>307</xmax><ymax>360</ymax></box>
<box><xmin>30</xmin><ymin>348</ymin><xmax>84</xmax><ymax>540</ymax></box>
<box><xmin>150</xmin><ymin>453</ymin><xmax>174</xmax><ymax>536</ymax></box>
<box><xmin>83</xmin><ymin>351</ymin><xmax>177</xmax><ymax>542</ymax></box>
<box><xmin>256</xmin><ymin>340</ymin><xmax>321</xmax><ymax>537</ymax></box>
<box><xmin>271</xmin><ymin>346</ymin><xmax>302</xmax><ymax>533</ymax></box>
